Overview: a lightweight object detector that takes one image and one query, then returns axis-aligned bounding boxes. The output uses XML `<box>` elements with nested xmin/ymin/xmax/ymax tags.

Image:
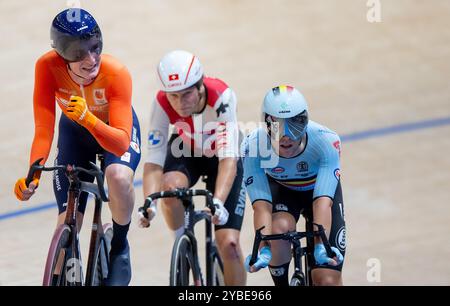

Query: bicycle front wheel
<box><xmin>88</xmin><ymin>223</ymin><xmax>113</xmax><ymax>286</ymax></box>
<box><xmin>169</xmin><ymin>234</ymin><xmax>201</xmax><ymax>286</ymax></box>
<box><xmin>42</xmin><ymin>224</ymin><xmax>72</xmax><ymax>286</ymax></box>
<box><xmin>290</xmin><ymin>273</ymin><xmax>306</xmax><ymax>286</ymax></box>
<box><xmin>212</xmin><ymin>246</ymin><xmax>225</xmax><ymax>286</ymax></box>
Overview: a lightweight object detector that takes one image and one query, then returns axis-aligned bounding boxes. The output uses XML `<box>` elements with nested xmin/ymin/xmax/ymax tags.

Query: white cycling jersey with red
<box><xmin>146</xmin><ymin>77</ymin><xmax>239</xmax><ymax>166</ymax></box>
<box><xmin>242</xmin><ymin>121</ymin><xmax>342</xmax><ymax>203</ymax></box>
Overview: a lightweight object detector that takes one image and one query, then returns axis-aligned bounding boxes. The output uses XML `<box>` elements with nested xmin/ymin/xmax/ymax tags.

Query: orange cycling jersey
<box><xmin>30</xmin><ymin>50</ymin><xmax>132</xmax><ymax>170</ymax></box>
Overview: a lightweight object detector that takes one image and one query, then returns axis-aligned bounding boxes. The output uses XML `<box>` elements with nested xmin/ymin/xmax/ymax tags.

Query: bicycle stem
<box><xmin>139</xmin><ymin>188</ymin><xmax>215</xmax><ymax>219</ymax></box>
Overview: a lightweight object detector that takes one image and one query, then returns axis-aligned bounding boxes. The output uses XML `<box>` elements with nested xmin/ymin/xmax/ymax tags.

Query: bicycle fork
<box><xmin>291</xmin><ymin>239</ymin><xmax>306</xmax><ymax>283</ymax></box>
<box><xmin>205</xmin><ymin>215</ymin><xmax>214</xmax><ymax>286</ymax></box>
<box><xmin>65</xmin><ymin>186</ymin><xmax>84</xmax><ymax>286</ymax></box>
<box><xmin>68</xmin><ymin>231</ymin><xmax>84</xmax><ymax>286</ymax></box>
<box><xmin>183</xmin><ymin>200</ymin><xmax>203</xmax><ymax>286</ymax></box>
<box><xmin>85</xmin><ymin>195</ymin><xmax>105</xmax><ymax>285</ymax></box>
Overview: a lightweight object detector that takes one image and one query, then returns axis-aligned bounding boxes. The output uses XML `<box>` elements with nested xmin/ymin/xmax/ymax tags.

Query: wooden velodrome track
<box><xmin>1</xmin><ymin>0</ymin><xmax>449</xmax><ymax>285</ymax></box>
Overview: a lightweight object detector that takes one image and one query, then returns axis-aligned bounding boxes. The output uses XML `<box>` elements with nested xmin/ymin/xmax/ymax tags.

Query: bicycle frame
<box><xmin>139</xmin><ymin>188</ymin><xmax>218</xmax><ymax>286</ymax></box>
<box><xmin>181</xmin><ymin>197</ymin><xmax>215</xmax><ymax>286</ymax></box>
<box><xmin>28</xmin><ymin>156</ymin><xmax>109</xmax><ymax>286</ymax></box>
<box><xmin>85</xmin><ymin>155</ymin><xmax>108</xmax><ymax>284</ymax></box>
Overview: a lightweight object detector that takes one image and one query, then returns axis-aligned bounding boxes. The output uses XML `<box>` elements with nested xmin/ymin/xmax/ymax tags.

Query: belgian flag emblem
<box><xmin>272</xmin><ymin>85</ymin><xmax>294</xmax><ymax>96</ymax></box>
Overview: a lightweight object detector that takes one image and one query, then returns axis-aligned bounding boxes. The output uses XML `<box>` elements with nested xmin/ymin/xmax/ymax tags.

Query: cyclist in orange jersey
<box><xmin>13</xmin><ymin>8</ymin><xmax>141</xmax><ymax>286</ymax></box>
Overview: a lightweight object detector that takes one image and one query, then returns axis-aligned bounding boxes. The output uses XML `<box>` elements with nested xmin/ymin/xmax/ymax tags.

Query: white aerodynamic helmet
<box><xmin>262</xmin><ymin>85</ymin><xmax>309</xmax><ymax>141</ymax></box>
<box><xmin>157</xmin><ymin>50</ymin><xmax>204</xmax><ymax>92</ymax></box>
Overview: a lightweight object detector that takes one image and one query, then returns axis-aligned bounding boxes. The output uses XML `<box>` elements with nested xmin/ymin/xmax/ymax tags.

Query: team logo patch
<box><xmin>216</xmin><ymin>102</ymin><xmax>229</xmax><ymax>117</ymax></box>
<box><xmin>148</xmin><ymin>130</ymin><xmax>164</xmax><ymax>148</ymax></box>
<box><xmin>120</xmin><ymin>152</ymin><xmax>131</xmax><ymax>163</ymax></box>
<box><xmin>132</xmin><ymin>127</ymin><xmax>139</xmax><ymax>143</ymax></box>
<box><xmin>336</xmin><ymin>226</ymin><xmax>346</xmax><ymax>251</ymax></box>
<box><xmin>334</xmin><ymin>168</ymin><xmax>341</xmax><ymax>181</ymax></box>
<box><xmin>269</xmin><ymin>266</ymin><xmax>285</xmax><ymax>277</ymax></box>
<box><xmin>296</xmin><ymin>162</ymin><xmax>308</xmax><ymax>172</ymax></box>
<box><xmin>271</xmin><ymin>167</ymin><xmax>285</xmax><ymax>174</ymax></box>
<box><xmin>93</xmin><ymin>88</ymin><xmax>107</xmax><ymax>105</ymax></box>
<box><xmin>338</xmin><ymin>202</ymin><xmax>345</xmax><ymax>218</ymax></box>
<box><xmin>245</xmin><ymin>176</ymin><xmax>254</xmax><ymax>187</ymax></box>
<box><xmin>235</xmin><ymin>185</ymin><xmax>246</xmax><ymax>217</ymax></box>
<box><xmin>130</xmin><ymin>141</ymin><xmax>140</xmax><ymax>154</ymax></box>
<box><xmin>168</xmin><ymin>82</ymin><xmax>182</xmax><ymax>88</ymax></box>
<box><xmin>275</xmin><ymin>204</ymin><xmax>288</xmax><ymax>212</ymax></box>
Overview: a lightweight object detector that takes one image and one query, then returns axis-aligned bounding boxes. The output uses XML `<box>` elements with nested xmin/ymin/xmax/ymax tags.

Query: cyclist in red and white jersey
<box><xmin>139</xmin><ymin>50</ymin><xmax>247</xmax><ymax>285</ymax></box>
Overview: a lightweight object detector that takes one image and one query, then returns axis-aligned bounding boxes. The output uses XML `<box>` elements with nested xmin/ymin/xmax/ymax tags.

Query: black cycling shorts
<box><xmin>163</xmin><ymin>134</ymin><xmax>246</xmax><ymax>231</ymax></box>
<box><xmin>268</xmin><ymin>176</ymin><xmax>346</xmax><ymax>271</ymax></box>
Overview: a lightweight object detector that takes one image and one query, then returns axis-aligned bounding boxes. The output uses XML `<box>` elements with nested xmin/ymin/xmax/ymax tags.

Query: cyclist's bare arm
<box><xmin>139</xmin><ymin>162</ymin><xmax>163</xmax><ymax>227</ymax></box>
<box><xmin>252</xmin><ymin>200</ymin><xmax>273</xmax><ymax>246</ymax></box>
<box><xmin>312</xmin><ymin>196</ymin><xmax>333</xmax><ymax>244</ymax></box>
<box><xmin>143</xmin><ymin>162</ymin><xmax>163</xmax><ymax>198</ymax></box>
<box><xmin>213</xmin><ymin>157</ymin><xmax>237</xmax><ymax>203</ymax></box>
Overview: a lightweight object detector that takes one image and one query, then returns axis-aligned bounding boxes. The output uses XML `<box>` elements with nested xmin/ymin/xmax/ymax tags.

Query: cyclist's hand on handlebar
<box><xmin>314</xmin><ymin>243</ymin><xmax>343</xmax><ymax>266</ymax></box>
<box><xmin>203</xmin><ymin>198</ymin><xmax>229</xmax><ymax>226</ymax></box>
<box><xmin>138</xmin><ymin>200</ymin><xmax>157</xmax><ymax>228</ymax></box>
<box><xmin>244</xmin><ymin>246</ymin><xmax>272</xmax><ymax>273</ymax></box>
<box><xmin>14</xmin><ymin>177</ymin><xmax>39</xmax><ymax>201</ymax></box>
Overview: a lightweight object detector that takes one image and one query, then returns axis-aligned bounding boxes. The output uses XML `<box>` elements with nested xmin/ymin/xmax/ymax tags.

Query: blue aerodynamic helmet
<box><xmin>50</xmin><ymin>8</ymin><xmax>103</xmax><ymax>62</ymax></box>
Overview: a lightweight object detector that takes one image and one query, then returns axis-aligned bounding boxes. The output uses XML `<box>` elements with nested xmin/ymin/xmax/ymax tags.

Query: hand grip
<box><xmin>314</xmin><ymin>223</ymin><xmax>336</xmax><ymax>258</ymax></box>
<box><xmin>25</xmin><ymin>158</ymin><xmax>44</xmax><ymax>186</ymax></box>
<box><xmin>139</xmin><ymin>198</ymin><xmax>153</xmax><ymax>219</ymax></box>
<box><xmin>249</xmin><ymin>226</ymin><xmax>265</xmax><ymax>266</ymax></box>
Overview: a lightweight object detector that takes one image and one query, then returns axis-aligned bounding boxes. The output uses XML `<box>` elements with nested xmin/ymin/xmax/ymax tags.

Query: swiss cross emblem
<box><xmin>169</xmin><ymin>74</ymin><xmax>179</xmax><ymax>81</ymax></box>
